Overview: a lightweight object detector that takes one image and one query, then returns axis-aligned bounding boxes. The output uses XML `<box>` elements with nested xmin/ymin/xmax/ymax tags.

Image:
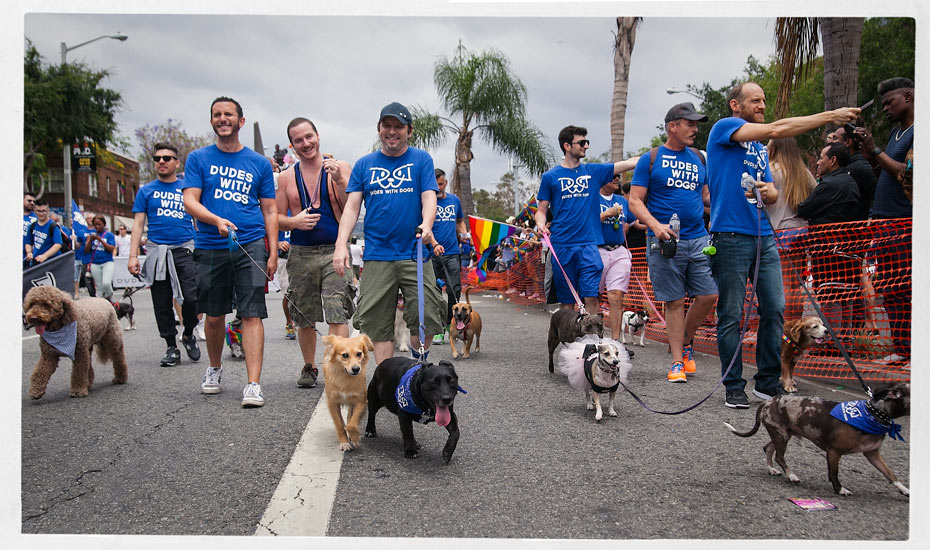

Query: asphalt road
<box><xmin>19</xmin><ymin>286</ymin><xmax>913</xmax><ymax>545</ymax></box>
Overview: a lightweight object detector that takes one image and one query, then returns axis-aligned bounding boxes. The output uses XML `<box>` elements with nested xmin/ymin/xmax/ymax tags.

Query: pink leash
<box><xmin>540</xmin><ymin>233</ymin><xmax>587</xmax><ymax>314</ymax></box>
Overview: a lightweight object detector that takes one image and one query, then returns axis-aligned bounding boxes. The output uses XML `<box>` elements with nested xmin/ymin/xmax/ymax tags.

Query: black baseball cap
<box><xmin>664</xmin><ymin>102</ymin><xmax>708</xmax><ymax>123</ymax></box>
<box><xmin>379</xmin><ymin>102</ymin><xmax>412</xmax><ymax>126</ymax></box>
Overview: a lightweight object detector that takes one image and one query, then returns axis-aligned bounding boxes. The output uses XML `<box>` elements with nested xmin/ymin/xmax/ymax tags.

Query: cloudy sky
<box><xmin>20</xmin><ymin>6</ymin><xmax>790</xmax><ymax>194</ymax></box>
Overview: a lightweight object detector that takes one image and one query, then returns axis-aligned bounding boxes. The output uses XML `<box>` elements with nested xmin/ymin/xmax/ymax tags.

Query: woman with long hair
<box><xmin>84</xmin><ymin>215</ymin><xmax>116</xmax><ymax>301</ymax></box>
<box><xmin>766</xmin><ymin>137</ymin><xmax>817</xmax><ymax>229</ymax></box>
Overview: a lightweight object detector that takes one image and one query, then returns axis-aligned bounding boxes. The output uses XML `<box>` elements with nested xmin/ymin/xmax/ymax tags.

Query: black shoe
<box><xmin>752</xmin><ymin>385</ymin><xmax>786</xmax><ymax>400</ymax></box>
<box><xmin>297</xmin><ymin>364</ymin><xmax>319</xmax><ymax>388</ymax></box>
<box><xmin>725</xmin><ymin>389</ymin><xmax>750</xmax><ymax>409</ymax></box>
<box><xmin>182</xmin><ymin>334</ymin><xmax>201</xmax><ymax>362</ymax></box>
<box><xmin>160</xmin><ymin>346</ymin><xmax>181</xmax><ymax>367</ymax></box>
<box><xmin>625</xmin><ymin>347</ymin><xmax>635</xmax><ymax>358</ymax></box>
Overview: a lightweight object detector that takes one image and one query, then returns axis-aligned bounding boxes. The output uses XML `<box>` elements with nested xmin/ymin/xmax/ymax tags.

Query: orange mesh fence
<box><xmin>459</xmin><ymin>219</ymin><xmax>911</xmax><ymax>383</ymax></box>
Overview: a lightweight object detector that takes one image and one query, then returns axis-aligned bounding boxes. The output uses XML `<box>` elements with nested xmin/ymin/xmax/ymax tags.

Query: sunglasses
<box><xmin>572</xmin><ymin>139</ymin><xmax>590</xmax><ymax>147</ymax></box>
<box><xmin>153</xmin><ymin>155</ymin><xmax>177</xmax><ymax>162</ymax></box>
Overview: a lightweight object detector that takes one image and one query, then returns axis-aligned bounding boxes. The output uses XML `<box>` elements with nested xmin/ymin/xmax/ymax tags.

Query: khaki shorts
<box><xmin>354</xmin><ymin>260</ymin><xmax>444</xmax><ymax>342</ymax></box>
<box><xmin>285</xmin><ymin>244</ymin><xmax>355</xmax><ymax>327</ymax></box>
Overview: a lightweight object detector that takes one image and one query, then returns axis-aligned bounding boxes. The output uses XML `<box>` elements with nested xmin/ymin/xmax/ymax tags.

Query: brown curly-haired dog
<box><xmin>23</xmin><ymin>286</ymin><xmax>128</xmax><ymax>399</ymax></box>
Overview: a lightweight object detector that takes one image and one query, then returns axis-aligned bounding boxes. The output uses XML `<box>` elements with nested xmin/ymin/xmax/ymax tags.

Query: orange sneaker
<box><xmin>682</xmin><ymin>344</ymin><xmax>696</xmax><ymax>374</ymax></box>
<box><xmin>667</xmin><ymin>361</ymin><xmax>687</xmax><ymax>383</ymax></box>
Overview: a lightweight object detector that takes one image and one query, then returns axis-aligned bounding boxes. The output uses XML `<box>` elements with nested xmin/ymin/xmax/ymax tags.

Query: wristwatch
<box><xmin>871</xmin><ymin>146</ymin><xmax>883</xmax><ymax>157</ymax></box>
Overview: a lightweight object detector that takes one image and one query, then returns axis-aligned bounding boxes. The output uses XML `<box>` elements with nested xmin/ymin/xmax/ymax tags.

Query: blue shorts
<box><xmin>646</xmin><ymin>235</ymin><xmax>717</xmax><ymax>302</ymax></box>
<box><xmin>550</xmin><ymin>244</ymin><xmax>603</xmax><ymax>304</ymax></box>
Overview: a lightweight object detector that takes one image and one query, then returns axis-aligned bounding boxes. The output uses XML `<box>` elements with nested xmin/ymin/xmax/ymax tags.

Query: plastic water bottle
<box><xmin>740</xmin><ymin>173</ymin><xmax>758</xmax><ymax>204</ymax></box>
<box><xmin>669</xmin><ymin>213</ymin><xmax>680</xmax><ymax>242</ymax></box>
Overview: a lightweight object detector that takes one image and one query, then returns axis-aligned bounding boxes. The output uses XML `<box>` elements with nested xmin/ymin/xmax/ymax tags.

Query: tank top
<box><xmin>290</xmin><ymin>160</ymin><xmax>340</xmax><ymax>246</ymax></box>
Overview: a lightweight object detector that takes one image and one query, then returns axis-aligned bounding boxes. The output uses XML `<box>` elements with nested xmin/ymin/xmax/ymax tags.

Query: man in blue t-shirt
<box><xmin>23</xmin><ymin>192</ymin><xmax>36</xmax><ymax>260</ymax></box>
<box><xmin>534</xmin><ymin>125</ymin><xmax>638</xmax><ymax>313</ymax></box>
<box><xmin>24</xmin><ymin>198</ymin><xmax>63</xmax><ymax>267</ymax></box>
<box><xmin>333</xmin><ymin>102</ymin><xmax>445</xmax><ymax>366</ymax></box>
<box><xmin>706</xmin><ymin>82</ymin><xmax>858</xmax><ymax>409</ymax></box>
<box><xmin>428</xmin><ymin>168</ymin><xmax>467</xmax><ymax>345</ymax></box>
<box><xmin>630</xmin><ymin>103</ymin><xmax>718</xmax><ymax>383</ymax></box>
<box><xmin>181</xmin><ymin>97</ymin><xmax>278</xmax><ymax>408</ymax></box>
<box><xmin>854</xmin><ymin>77</ymin><xmax>914</xmax><ymax>365</ymax></box>
<box><xmin>597</xmin><ymin>174</ymin><xmax>635</xmax><ymax>341</ymax></box>
<box><xmin>128</xmin><ymin>142</ymin><xmax>201</xmax><ymax>368</ymax></box>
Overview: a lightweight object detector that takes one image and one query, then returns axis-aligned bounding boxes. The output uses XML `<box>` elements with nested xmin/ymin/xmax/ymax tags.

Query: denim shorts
<box><xmin>646</xmin><ymin>235</ymin><xmax>717</xmax><ymax>302</ymax></box>
<box><xmin>194</xmin><ymin>238</ymin><xmax>268</xmax><ymax>319</ymax></box>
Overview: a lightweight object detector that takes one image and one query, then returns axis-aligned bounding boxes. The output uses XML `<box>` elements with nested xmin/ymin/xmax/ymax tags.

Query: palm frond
<box><xmin>409</xmin><ymin>106</ymin><xmax>450</xmax><ymax>150</ymax></box>
<box><xmin>774</xmin><ymin>17</ymin><xmax>820</xmax><ymax>118</ymax></box>
<box><xmin>479</xmin><ymin>118</ymin><xmax>556</xmax><ymax>177</ymax></box>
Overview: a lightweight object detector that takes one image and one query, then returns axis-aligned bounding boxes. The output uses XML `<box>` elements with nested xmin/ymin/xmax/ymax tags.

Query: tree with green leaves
<box><xmin>23</xmin><ymin>39</ymin><xmax>124</xmax><ymax>193</ymax></box>
<box><xmin>134</xmin><ymin>119</ymin><xmax>214</xmax><ymax>182</ymax></box>
<box><xmin>411</xmin><ymin>41</ymin><xmax>554</xmax><ymax>216</ymax></box>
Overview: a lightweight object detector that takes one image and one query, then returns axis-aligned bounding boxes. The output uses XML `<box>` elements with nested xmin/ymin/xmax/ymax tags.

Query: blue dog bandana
<box><xmin>396</xmin><ymin>365</ymin><xmax>425</xmax><ymax>416</ymax></box>
<box><xmin>41</xmin><ymin>321</ymin><xmax>77</xmax><ymax>360</ymax></box>
<box><xmin>830</xmin><ymin>400</ymin><xmax>905</xmax><ymax>441</ymax></box>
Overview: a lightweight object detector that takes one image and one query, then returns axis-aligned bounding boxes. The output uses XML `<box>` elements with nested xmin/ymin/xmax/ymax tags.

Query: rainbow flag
<box><xmin>515</xmin><ymin>195</ymin><xmax>538</xmax><ymax>226</ymax></box>
<box><xmin>469</xmin><ymin>216</ymin><xmax>519</xmax><ymax>282</ymax></box>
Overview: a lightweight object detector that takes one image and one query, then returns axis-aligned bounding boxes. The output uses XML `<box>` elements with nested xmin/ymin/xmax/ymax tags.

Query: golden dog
<box><xmin>780</xmin><ymin>316</ymin><xmax>828</xmax><ymax>393</ymax></box>
<box><xmin>322</xmin><ymin>334</ymin><xmax>373</xmax><ymax>451</ymax></box>
<box><xmin>449</xmin><ymin>287</ymin><xmax>482</xmax><ymax>359</ymax></box>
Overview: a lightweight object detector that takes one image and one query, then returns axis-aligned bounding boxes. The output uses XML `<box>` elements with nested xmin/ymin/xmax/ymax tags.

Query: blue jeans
<box><xmin>710</xmin><ymin>232</ymin><xmax>785</xmax><ymax>392</ymax></box>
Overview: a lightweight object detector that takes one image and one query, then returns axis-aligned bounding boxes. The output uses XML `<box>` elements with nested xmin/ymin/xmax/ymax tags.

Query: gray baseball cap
<box><xmin>379</xmin><ymin>102</ymin><xmax>412</xmax><ymax>126</ymax></box>
<box><xmin>664</xmin><ymin>102</ymin><xmax>708</xmax><ymax>123</ymax></box>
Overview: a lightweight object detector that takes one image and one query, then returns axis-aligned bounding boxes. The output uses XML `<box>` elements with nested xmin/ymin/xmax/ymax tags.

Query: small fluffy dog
<box><xmin>322</xmin><ymin>334</ymin><xmax>373</xmax><ymax>451</ymax></box>
<box><xmin>621</xmin><ymin>309</ymin><xmax>649</xmax><ymax>347</ymax></box>
<box><xmin>559</xmin><ymin>336</ymin><xmax>632</xmax><ymax>421</ymax></box>
<box><xmin>394</xmin><ymin>291</ymin><xmax>411</xmax><ymax>352</ymax></box>
<box><xmin>547</xmin><ymin>309</ymin><xmax>605</xmax><ymax>373</ymax></box>
<box><xmin>23</xmin><ymin>286</ymin><xmax>128</xmax><ymax>399</ymax></box>
<box><xmin>724</xmin><ymin>382</ymin><xmax>910</xmax><ymax>496</ymax></box>
<box><xmin>780</xmin><ymin>316</ymin><xmax>828</xmax><ymax>392</ymax></box>
<box><xmin>450</xmin><ymin>287</ymin><xmax>482</xmax><ymax>359</ymax></box>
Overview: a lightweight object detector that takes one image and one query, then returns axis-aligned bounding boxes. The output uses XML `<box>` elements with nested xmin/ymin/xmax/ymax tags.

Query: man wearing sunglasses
<box><xmin>129</xmin><ymin>143</ymin><xmax>201</xmax><ymax>368</ymax></box>
<box><xmin>534</xmin><ymin>125</ymin><xmax>638</xmax><ymax>313</ymax></box>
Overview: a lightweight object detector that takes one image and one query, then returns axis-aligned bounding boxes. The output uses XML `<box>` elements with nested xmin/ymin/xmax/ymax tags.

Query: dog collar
<box><xmin>40</xmin><ymin>321</ymin><xmax>77</xmax><ymax>360</ymax></box>
<box><xmin>781</xmin><ymin>333</ymin><xmax>802</xmax><ymax>353</ymax></box>
<box><xmin>830</xmin><ymin>400</ymin><xmax>905</xmax><ymax>441</ymax></box>
<box><xmin>583</xmin><ymin>344</ymin><xmax>620</xmax><ymax>394</ymax></box>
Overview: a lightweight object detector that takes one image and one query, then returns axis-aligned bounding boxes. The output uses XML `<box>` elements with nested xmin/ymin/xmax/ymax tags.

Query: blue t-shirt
<box><xmin>28</xmin><ymin>219</ymin><xmax>63</xmax><ymax>259</ymax></box>
<box><xmin>434</xmin><ymin>193</ymin><xmax>463</xmax><ymax>254</ymax></box>
<box><xmin>631</xmin><ymin>146</ymin><xmax>707</xmax><ymax>239</ymax></box>
<box><xmin>180</xmin><ymin>145</ymin><xmax>276</xmax><ymax>249</ymax></box>
<box><xmin>870</xmin><ymin>125</ymin><xmax>913</xmax><ymax>218</ymax></box>
<box><xmin>88</xmin><ymin>231</ymin><xmax>115</xmax><ymax>264</ymax></box>
<box><xmin>346</xmin><ymin>147</ymin><xmax>438</xmax><ymax>261</ymax></box>
<box><xmin>706</xmin><ymin>117</ymin><xmax>774</xmax><ymax>236</ymax></box>
<box><xmin>23</xmin><ymin>213</ymin><xmax>37</xmax><ymax>258</ymax></box>
<box><xmin>599</xmin><ymin>194</ymin><xmax>635</xmax><ymax>246</ymax></box>
<box><xmin>537</xmin><ymin>162</ymin><xmax>615</xmax><ymax>246</ymax></box>
<box><xmin>133</xmin><ymin>179</ymin><xmax>195</xmax><ymax>245</ymax></box>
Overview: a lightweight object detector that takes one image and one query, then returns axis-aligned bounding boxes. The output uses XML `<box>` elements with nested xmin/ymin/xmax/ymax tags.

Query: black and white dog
<box><xmin>112</xmin><ymin>286</ymin><xmax>139</xmax><ymax>331</ymax></box>
<box><xmin>621</xmin><ymin>309</ymin><xmax>649</xmax><ymax>347</ymax></box>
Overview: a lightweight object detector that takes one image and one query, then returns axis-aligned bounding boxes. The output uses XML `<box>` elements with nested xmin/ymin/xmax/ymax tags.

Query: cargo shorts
<box><xmin>285</xmin><ymin>244</ymin><xmax>356</xmax><ymax>327</ymax></box>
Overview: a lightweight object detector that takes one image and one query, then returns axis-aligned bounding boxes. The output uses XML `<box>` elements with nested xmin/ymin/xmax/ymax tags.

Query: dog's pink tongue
<box><xmin>814</xmin><ymin>337</ymin><xmax>824</xmax><ymax>344</ymax></box>
<box><xmin>456</xmin><ymin>320</ymin><xmax>466</xmax><ymax>330</ymax></box>
<box><xmin>435</xmin><ymin>405</ymin><xmax>451</xmax><ymax>427</ymax></box>
<box><xmin>35</xmin><ymin>324</ymin><xmax>45</xmax><ymax>336</ymax></box>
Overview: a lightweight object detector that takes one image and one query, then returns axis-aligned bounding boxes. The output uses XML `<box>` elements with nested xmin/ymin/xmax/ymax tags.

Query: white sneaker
<box><xmin>194</xmin><ymin>319</ymin><xmax>206</xmax><ymax>341</ymax></box>
<box><xmin>241</xmin><ymin>382</ymin><xmax>265</xmax><ymax>407</ymax></box>
<box><xmin>880</xmin><ymin>353</ymin><xmax>904</xmax><ymax>364</ymax></box>
<box><xmin>201</xmin><ymin>366</ymin><xmax>222</xmax><ymax>394</ymax></box>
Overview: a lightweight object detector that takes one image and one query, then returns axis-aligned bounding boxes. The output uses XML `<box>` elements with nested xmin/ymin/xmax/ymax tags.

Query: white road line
<box><xmin>255</xmin><ymin>393</ymin><xmax>344</xmax><ymax>536</ymax></box>
<box><xmin>23</xmin><ymin>334</ymin><xmax>39</xmax><ymax>340</ymax></box>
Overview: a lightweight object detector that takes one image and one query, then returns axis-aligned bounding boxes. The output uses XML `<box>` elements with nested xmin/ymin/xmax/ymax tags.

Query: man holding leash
<box><xmin>629</xmin><ymin>103</ymin><xmax>718</xmax><ymax>383</ymax></box>
<box><xmin>429</xmin><ymin>167</ymin><xmax>467</xmax><ymax>345</ymax></box>
<box><xmin>534</xmin><ymin>125</ymin><xmax>638</xmax><ymax>313</ymax></box>
<box><xmin>275</xmin><ymin>116</ymin><xmax>356</xmax><ymax>389</ymax></box>
<box><xmin>128</xmin><ymin>142</ymin><xmax>201</xmax><ymax>368</ymax></box>
<box><xmin>707</xmin><ymin>82</ymin><xmax>858</xmax><ymax>408</ymax></box>
<box><xmin>332</xmin><ymin>102</ymin><xmax>445</xmax><ymax>366</ymax></box>
<box><xmin>182</xmin><ymin>96</ymin><xmax>278</xmax><ymax>408</ymax></box>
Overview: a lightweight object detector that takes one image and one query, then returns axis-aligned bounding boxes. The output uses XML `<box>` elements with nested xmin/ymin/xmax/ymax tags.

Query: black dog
<box><xmin>112</xmin><ymin>287</ymin><xmax>138</xmax><ymax>331</ymax></box>
<box><xmin>365</xmin><ymin>357</ymin><xmax>462</xmax><ymax>463</ymax></box>
<box><xmin>724</xmin><ymin>382</ymin><xmax>910</xmax><ymax>496</ymax></box>
<box><xmin>547</xmin><ymin>309</ymin><xmax>604</xmax><ymax>372</ymax></box>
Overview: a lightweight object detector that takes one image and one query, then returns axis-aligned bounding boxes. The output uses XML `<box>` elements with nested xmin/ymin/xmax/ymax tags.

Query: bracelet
<box><xmin>871</xmin><ymin>146</ymin><xmax>883</xmax><ymax>157</ymax></box>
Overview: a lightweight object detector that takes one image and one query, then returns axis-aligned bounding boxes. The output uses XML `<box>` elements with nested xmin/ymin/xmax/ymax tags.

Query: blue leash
<box><xmin>415</xmin><ymin>231</ymin><xmax>427</xmax><ymax>363</ymax></box>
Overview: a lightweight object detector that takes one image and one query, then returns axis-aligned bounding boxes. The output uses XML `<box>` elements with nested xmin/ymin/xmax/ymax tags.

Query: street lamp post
<box><xmin>59</xmin><ymin>33</ymin><xmax>128</xmax><ymax>229</ymax></box>
<box><xmin>666</xmin><ymin>87</ymin><xmax>703</xmax><ymax>101</ymax></box>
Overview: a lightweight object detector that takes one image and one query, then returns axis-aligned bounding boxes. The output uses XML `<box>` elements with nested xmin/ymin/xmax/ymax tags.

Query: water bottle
<box><xmin>669</xmin><ymin>213</ymin><xmax>680</xmax><ymax>242</ymax></box>
<box><xmin>740</xmin><ymin>173</ymin><xmax>758</xmax><ymax>204</ymax></box>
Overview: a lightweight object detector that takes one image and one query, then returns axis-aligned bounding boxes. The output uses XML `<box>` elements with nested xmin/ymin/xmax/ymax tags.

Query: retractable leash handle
<box><xmin>227</xmin><ymin>227</ymin><xmax>238</xmax><ymax>251</ymax></box>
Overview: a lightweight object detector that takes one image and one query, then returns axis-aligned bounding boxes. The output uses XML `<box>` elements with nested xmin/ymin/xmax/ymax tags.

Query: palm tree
<box><xmin>411</xmin><ymin>41</ymin><xmax>554</xmax><ymax>216</ymax></box>
<box><xmin>774</xmin><ymin>17</ymin><xmax>864</xmax><ymax>118</ymax></box>
<box><xmin>610</xmin><ymin>17</ymin><xmax>641</xmax><ymax>161</ymax></box>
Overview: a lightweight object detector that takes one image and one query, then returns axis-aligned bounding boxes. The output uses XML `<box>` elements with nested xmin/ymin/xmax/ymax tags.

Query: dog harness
<box><xmin>40</xmin><ymin>321</ymin><xmax>77</xmax><ymax>360</ymax></box>
<box><xmin>829</xmin><ymin>400</ymin><xmax>905</xmax><ymax>441</ymax></box>
<box><xmin>582</xmin><ymin>344</ymin><xmax>620</xmax><ymax>394</ymax></box>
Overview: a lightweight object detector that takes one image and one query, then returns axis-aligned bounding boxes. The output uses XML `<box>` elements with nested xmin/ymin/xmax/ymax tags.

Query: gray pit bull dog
<box><xmin>547</xmin><ymin>309</ymin><xmax>604</xmax><ymax>373</ymax></box>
